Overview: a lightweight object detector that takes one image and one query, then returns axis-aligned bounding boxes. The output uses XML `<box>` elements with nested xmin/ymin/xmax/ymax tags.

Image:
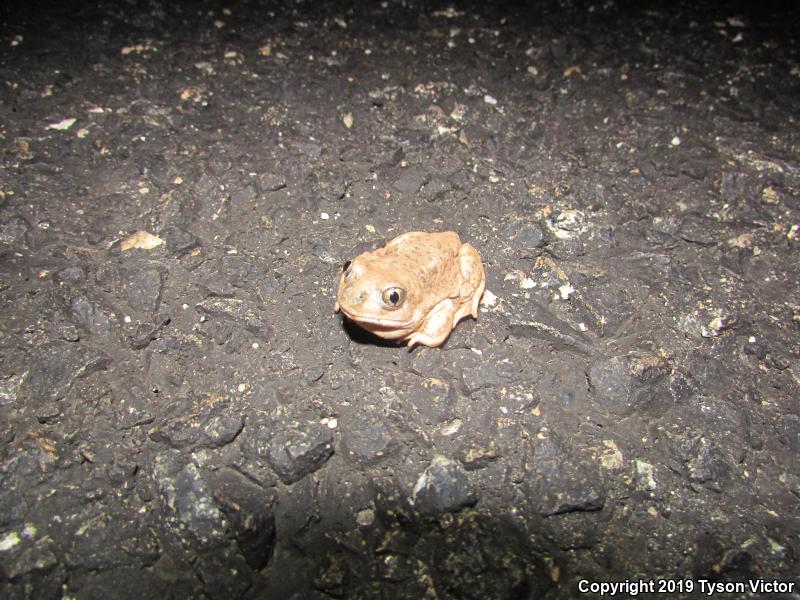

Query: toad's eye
<box><xmin>381</xmin><ymin>287</ymin><xmax>406</xmax><ymax>309</ymax></box>
<box><xmin>342</xmin><ymin>260</ymin><xmax>351</xmax><ymax>272</ymax></box>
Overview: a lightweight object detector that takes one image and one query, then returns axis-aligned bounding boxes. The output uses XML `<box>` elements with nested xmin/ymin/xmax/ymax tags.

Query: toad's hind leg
<box><xmin>405</xmin><ymin>298</ymin><xmax>457</xmax><ymax>350</ymax></box>
<box><xmin>457</xmin><ymin>243</ymin><xmax>486</xmax><ymax>319</ymax></box>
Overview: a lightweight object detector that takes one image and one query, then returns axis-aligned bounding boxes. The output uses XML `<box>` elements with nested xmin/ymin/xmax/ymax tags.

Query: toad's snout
<box><xmin>340</xmin><ymin>287</ymin><xmax>368</xmax><ymax>308</ymax></box>
<box><xmin>348</xmin><ymin>290</ymin><xmax>368</xmax><ymax>305</ymax></box>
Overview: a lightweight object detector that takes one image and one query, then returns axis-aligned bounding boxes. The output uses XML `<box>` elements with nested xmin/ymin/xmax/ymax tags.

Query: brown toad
<box><xmin>334</xmin><ymin>231</ymin><xmax>485</xmax><ymax>349</ymax></box>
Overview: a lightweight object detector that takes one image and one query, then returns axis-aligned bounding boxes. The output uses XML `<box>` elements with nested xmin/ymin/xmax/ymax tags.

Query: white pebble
<box><xmin>46</xmin><ymin>118</ymin><xmax>77</xmax><ymax>131</ymax></box>
<box><xmin>480</xmin><ymin>289</ymin><xmax>497</xmax><ymax>307</ymax></box>
<box><xmin>0</xmin><ymin>532</ymin><xmax>20</xmax><ymax>551</ymax></box>
<box><xmin>559</xmin><ymin>284</ymin><xmax>575</xmax><ymax>300</ymax></box>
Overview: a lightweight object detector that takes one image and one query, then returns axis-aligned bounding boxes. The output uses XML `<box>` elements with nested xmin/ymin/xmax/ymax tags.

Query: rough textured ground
<box><xmin>1</xmin><ymin>1</ymin><xmax>799</xmax><ymax>598</ymax></box>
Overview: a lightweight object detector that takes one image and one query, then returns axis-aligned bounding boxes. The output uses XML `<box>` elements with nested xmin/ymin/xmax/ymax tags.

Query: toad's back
<box><xmin>376</xmin><ymin>231</ymin><xmax>462</xmax><ymax>289</ymax></box>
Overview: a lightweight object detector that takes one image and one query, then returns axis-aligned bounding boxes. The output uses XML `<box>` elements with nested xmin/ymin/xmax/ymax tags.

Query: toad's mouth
<box><xmin>338</xmin><ymin>306</ymin><xmax>416</xmax><ymax>330</ymax></box>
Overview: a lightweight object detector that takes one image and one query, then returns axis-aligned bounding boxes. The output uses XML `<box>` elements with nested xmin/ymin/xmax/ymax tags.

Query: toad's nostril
<box><xmin>346</xmin><ymin>291</ymin><xmax>366</xmax><ymax>305</ymax></box>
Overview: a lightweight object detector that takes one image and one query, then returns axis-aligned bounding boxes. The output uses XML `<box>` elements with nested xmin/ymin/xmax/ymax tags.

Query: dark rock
<box><xmin>55</xmin><ymin>266</ymin><xmax>86</xmax><ymax>284</ymax></box>
<box><xmin>24</xmin><ymin>342</ymin><xmax>111</xmax><ymax>404</ymax></box>
<box><xmin>0</xmin><ymin>565</ymin><xmax>66</xmax><ymax>599</ymax></box>
<box><xmin>404</xmin><ymin>376</ymin><xmax>455</xmax><ymax>425</ymax></box>
<box><xmin>229</xmin><ymin>183</ymin><xmax>257</xmax><ymax>205</ymax></box>
<box><xmin>196</xmin><ymin>297</ymin><xmax>272</xmax><ymax>342</ymax></box>
<box><xmin>0</xmin><ymin>530</ymin><xmax>58</xmax><ymax>580</ymax></box>
<box><xmin>65</xmin><ymin>511</ymin><xmax>160</xmax><ymax>570</ymax></box>
<box><xmin>0</xmin><ymin>422</ymin><xmax>14</xmax><ymax>451</ymax></box>
<box><xmin>782</xmin><ymin>472</ymin><xmax>800</xmax><ymax>498</ymax></box>
<box><xmin>106</xmin><ymin>456</ymin><xmax>138</xmax><ymax>488</ymax></box>
<box><xmin>679</xmin><ymin>214</ymin><xmax>717</xmax><ymax>246</ymax></box>
<box><xmin>151</xmin><ymin>403</ymin><xmax>243</xmax><ymax>450</ymax></box>
<box><xmin>194</xmin><ymin>548</ymin><xmax>253</xmax><ymax>600</ymax></box>
<box><xmin>542</xmin><ymin>511</ymin><xmax>603</xmax><ymax>550</ymax></box>
<box><xmin>341</xmin><ymin>416</ymin><xmax>398</xmax><ymax>466</ymax></box>
<box><xmin>409</xmin><ymin>347</ymin><xmax>444</xmax><ymax>376</ymax></box>
<box><xmin>0</xmin><ymin>442</ymin><xmax>58</xmax><ymax>510</ymax></box>
<box><xmin>448</xmin><ymin>349</ymin><xmax>500</xmax><ymax>395</ymax></box>
<box><xmin>680</xmin><ymin>161</ymin><xmax>708</xmax><ymax>180</ymax></box>
<box><xmin>293</xmin><ymin>141</ymin><xmax>322</xmax><ymax>159</ymax></box>
<box><xmin>152</xmin><ymin>451</ymin><xmax>228</xmax><ymax>549</ymax></box>
<box><xmin>138</xmin><ymin>152</ymin><xmax>169</xmax><ymax>181</ymax></box>
<box><xmin>126</xmin><ymin>316</ymin><xmax>171</xmax><ymax>350</ymax></box>
<box><xmin>303</xmin><ymin>366</ymin><xmax>325</xmax><ymax>383</ymax></box>
<box><xmin>208</xmin><ymin>154</ymin><xmax>233</xmax><ymax>175</ymax></box>
<box><xmin>194</xmin><ymin>255</ymin><xmax>263</xmax><ymax>295</ymax></box>
<box><xmin>457</xmin><ymin>439</ymin><xmax>501</xmax><ymax>471</ymax></box>
<box><xmin>375</xmin><ymin>552</ymin><xmax>416</xmax><ymax>584</ymax></box>
<box><xmin>392</xmin><ymin>167</ymin><xmax>429</xmax><ymax>195</ymax></box>
<box><xmin>66</xmin><ymin>293</ymin><xmax>115</xmax><ymax>336</ymax></box>
<box><xmin>56</xmin><ymin>322</ymin><xmax>80</xmax><ymax>342</ymax></box>
<box><xmin>204</xmin><ymin>468</ymin><xmax>276</xmax><ymax>569</ymax></box>
<box><xmin>74</xmin><ymin>566</ymin><xmax>171</xmax><ymax>600</ymax></box>
<box><xmin>35</xmin><ymin>401</ymin><xmax>62</xmax><ymax>424</ymax></box>
<box><xmin>589</xmin><ymin>353</ymin><xmax>671</xmax><ymax>416</ymax></box>
<box><xmin>245</xmin><ymin>421</ymin><xmax>334</xmax><ymax>484</ymax></box>
<box><xmin>202</xmin><ymin>413</ymin><xmax>245</xmax><ymax>448</ymax></box>
<box><xmin>780</xmin><ymin>414</ymin><xmax>800</xmax><ymax>452</ymax></box>
<box><xmin>462</xmin><ymin>359</ymin><xmax>500</xmax><ymax>395</ymax></box>
<box><xmin>271</xmin><ymin>476</ymin><xmax>321</xmax><ymax>546</ymax></box>
<box><xmin>412</xmin><ymin>456</ymin><xmax>478</xmax><ymax>516</ymax></box>
<box><xmin>686</xmin><ymin>437</ymin><xmax>730</xmax><ymax>492</ymax></box>
<box><xmin>720</xmin><ymin>170</ymin><xmax>759</xmax><ymax>205</ymax></box>
<box><xmin>111</xmin><ymin>379</ymin><xmax>155</xmax><ymax>431</ymax></box>
<box><xmin>115</xmin><ymin>402</ymin><xmax>155</xmax><ymax>432</ymax></box>
<box><xmin>502</xmin><ymin>220</ymin><xmax>546</xmax><ymax>255</ymax></box>
<box><xmin>419</xmin><ymin>176</ymin><xmax>451</xmax><ymax>202</ymax></box>
<box><xmin>525</xmin><ymin>435</ymin><xmax>605</xmax><ymax>516</ymax></box>
<box><xmin>0</xmin><ymin>216</ymin><xmax>31</xmax><ymax>247</ymax></box>
<box><xmin>507</xmin><ymin>313</ymin><xmax>593</xmax><ymax>355</ymax></box>
<box><xmin>258</xmin><ymin>172</ymin><xmax>287</xmax><ymax>193</ymax></box>
<box><xmin>203</xmin><ymin>320</ymin><xmax>235</xmax><ymax>346</ymax></box>
<box><xmin>0</xmin><ymin>374</ymin><xmax>24</xmax><ymax>407</ymax></box>
<box><xmin>309</xmin><ymin>170</ymin><xmax>348</xmax><ymax>202</ymax></box>
<box><xmin>313</xmin><ymin>554</ymin><xmax>348</xmax><ymax>597</ymax></box>
<box><xmin>431</xmin><ymin>514</ymin><xmax>551</xmax><ymax>599</ymax></box>
<box><xmin>767</xmin><ymin>352</ymin><xmax>790</xmax><ymax>370</ymax></box>
<box><xmin>745</xmin><ymin>340</ymin><xmax>768</xmax><ymax>361</ymax></box>
<box><xmin>161</xmin><ymin>225</ymin><xmax>201</xmax><ymax>256</ymax></box>
<box><xmin>123</xmin><ymin>267</ymin><xmax>163</xmax><ymax>314</ymax></box>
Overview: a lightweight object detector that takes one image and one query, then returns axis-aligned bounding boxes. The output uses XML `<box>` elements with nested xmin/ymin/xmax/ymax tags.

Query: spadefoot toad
<box><xmin>334</xmin><ymin>231</ymin><xmax>485</xmax><ymax>349</ymax></box>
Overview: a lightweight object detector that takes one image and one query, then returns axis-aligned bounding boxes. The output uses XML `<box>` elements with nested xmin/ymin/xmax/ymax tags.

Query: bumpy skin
<box><xmin>334</xmin><ymin>231</ymin><xmax>485</xmax><ymax>349</ymax></box>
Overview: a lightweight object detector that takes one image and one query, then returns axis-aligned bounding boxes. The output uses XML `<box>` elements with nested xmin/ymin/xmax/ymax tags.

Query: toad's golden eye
<box><xmin>381</xmin><ymin>287</ymin><xmax>406</xmax><ymax>309</ymax></box>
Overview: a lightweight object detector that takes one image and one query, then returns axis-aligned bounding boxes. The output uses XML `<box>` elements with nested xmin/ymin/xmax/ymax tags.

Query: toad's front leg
<box><xmin>405</xmin><ymin>298</ymin><xmax>457</xmax><ymax>350</ymax></box>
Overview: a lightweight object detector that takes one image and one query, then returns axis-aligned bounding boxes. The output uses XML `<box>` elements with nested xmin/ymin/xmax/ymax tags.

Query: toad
<box><xmin>334</xmin><ymin>231</ymin><xmax>485</xmax><ymax>349</ymax></box>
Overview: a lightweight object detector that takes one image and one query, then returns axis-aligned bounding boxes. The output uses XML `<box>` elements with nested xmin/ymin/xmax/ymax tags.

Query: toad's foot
<box><xmin>405</xmin><ymin>298</ymin><xmax>457</xmax><ymax>350</ymax></box>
